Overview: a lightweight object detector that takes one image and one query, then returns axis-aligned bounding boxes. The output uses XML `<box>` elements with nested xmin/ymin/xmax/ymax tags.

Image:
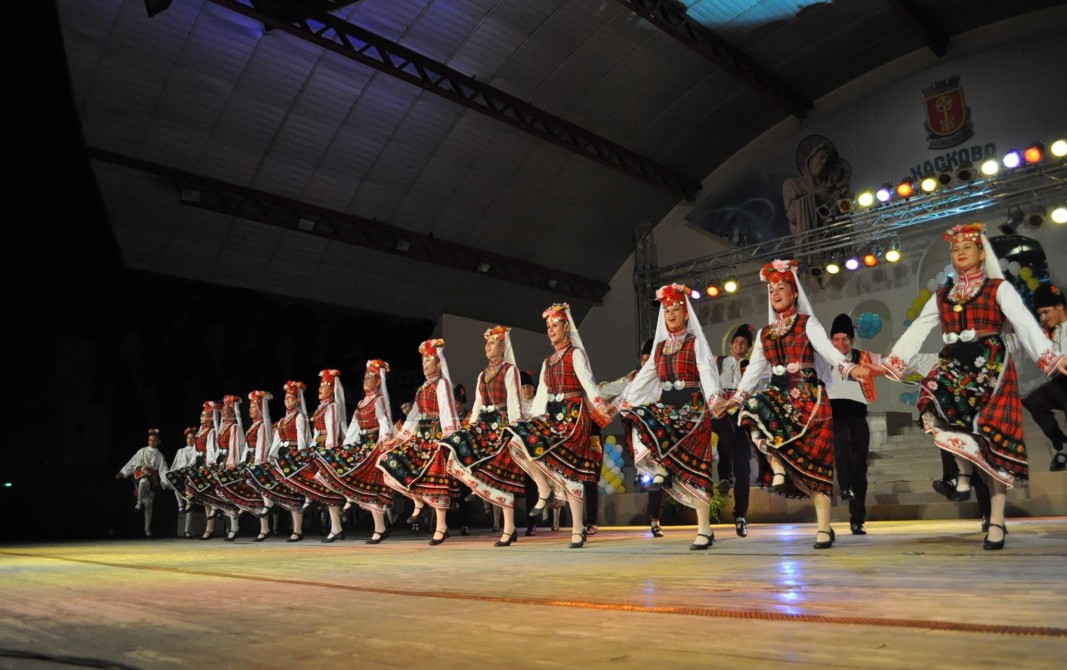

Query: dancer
<box><xmin>379</xmin><ymin>339</ymin><xmax>462</xmax><ymax>546</ymax></box>
<box><xmin>256</xmin><ymin>381</ymin><xmax>314</xmax><ymax>542</ymax></box>
<box><xmin>715</xmin><ymin>324</ymin><xmax>755</xmax><ymax>537</ymax></box>
<box><xmin>211</xmin><ymin>395</ymin><xmax>256</xmax><ymax>541</ymax></box>
<box><xmin>169</xmin><ymin>427</ymin><xmax>200</xmax><ymax>538</ymax></box>
<box><xmin>294</xmin><ymin>369</ymin><xmax>349</xmax><ymax>542</ymax></box>
<box><xmin>881</xmin><ymin>223</ymin><xmax>1067</xmax><ymax>549</ymax></box>
<box><xmin>1022</xmin><ymin>283</ymin><xmax>1067</xmax><ymax>471</ymax></box>
<box><xmin>443</xmin><ymin>326</ymin><xmax>527</xmax><ymax>547</ymax></box>
<box><xmin>316</xmin><ymin>360</ymin><xmax>396</xmax><ymax>544</ymax></box>
<box><xmin>115</xmin><ymin>428</ymin><xmax>170</xmax><ymax>538</ymax></box>
<box><xmin>185</xmin><ymin>401</ymin><xmax>241</xmax><ymax>540</ymax></box>
<box><xmin>506</xmin><ymin>303</ymin><xmax>610</xmax><ymax>549</ymax></box>
<box><xmin>620</xmin><ymin>284</ymin><xmax>723</xmax><ymax>550</ymax></box>
<box><xmin>715</xmin><ymin>259</ymin><xmax>869</xmax><ymax>549</ymax></box>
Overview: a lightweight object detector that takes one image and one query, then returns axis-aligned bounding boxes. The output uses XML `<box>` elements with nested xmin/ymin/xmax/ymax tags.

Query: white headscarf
<box><xmin>319</xmin><ymin>370</ymin><xmax>348</xmax><ymax>437</ymax></box>
<box><xmin>651</xmin><ymin>284</ymin><xmax>716</xmax><ymax>369</ymax></box>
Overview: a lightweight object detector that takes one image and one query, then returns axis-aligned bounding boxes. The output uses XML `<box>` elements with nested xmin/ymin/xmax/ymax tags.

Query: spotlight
<box><xmin>1027</xmin><ymin>206</ymin><xmax>1046</xmax><ymax>229</ymax></box>
<box><xmin>723</xmin><ymin>276</ymin><xmax>739</xmax><ymax>294</ymax></box>
<box><xmin>1002</xmin><ymin>149</ymin><xmax>1022</xmax><ymax>169</ymax></box>
<box><xmin>825</xmin><ymin>255</ymin><xmax>842</xmax><ymax>275</ymax></box>
<box><xmin>936</xmin><ymin>167</ymin><xmax>954</xmax><ymax>187</ymax></box>
<box><xmin>955</xmin><ymin>160</ymin><xmax>976</xmax><ymax>183</ymax></box>
<box><xmin>1051</xmin><ymin>139</ymin><xmax>1067</xmax><ymax>159</ymax></box>
<box><xmin>999</xmin><ymin>208</ymin><xmax>1024</xmax><ymax>235</ymax></box>
<box><xmin>844</xmin><ymin>255</ymin><xmax>861</xmax><ymax>271</ymax></box>
<box><xmin>920</xmin><ymin>174</ymin><xmax>938</xmax><ymax>193</ymax></box>
<box><xmin>885</xmin><ymin>240</ymin><xmax>902</xmax><ymax>263</ymax></box>
<box><xmin>896</xmin><ymin>178</ymin><xmax>914</xmax><ymax>199</ymax></box>
<box><xmin>705</xmin><ymin>283</ymin><xmax>720</xmax><ymax>298</ymax></box>
<box><xmin>836</xmin><ymin>197</ymin><xmax>854</xmax><ymax>214</ymax></box>
<box><xmin>1023</xmin><ymin>142</ymin><xmax>1045</xmax><ymax>165</ymax></box>
<box><xmin>980</xmin><ymin>158</ymin><xmax>999</xmax><ymax>176</ymax></box>
<box><xmin>690</xmin><ymin>289</ymin><xmax>701</xmax><ymax>301</ymax></box>
<box><xmin>875</xmin><ymin>184</ymin><xmax>893</xmax><ymax>203</ymax></box>
<box><xmin>1052</xmin><ymin>204</ymin><xmax>1067</xmax><ymax>224</ymax></box>
<box><xmin>856</xmin><ymin>191</ymin><xmax>875</xmax><ymax>208</ymax></box>
<box><xmin>144</xmin><ymin>0</ymin><xmax>173</xmax><ymax>17</ymax></box>
<box><xmin>863</xmin><ymin>247</ymin><xmax>878</xmax><ymax>266</ymax></box>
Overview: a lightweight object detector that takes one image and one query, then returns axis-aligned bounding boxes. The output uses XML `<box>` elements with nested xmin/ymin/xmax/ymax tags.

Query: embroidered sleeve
<box><xmin>996</xmin><ymin>281</ymin><xmax>1067</xmax><ymax>375</ymax></box>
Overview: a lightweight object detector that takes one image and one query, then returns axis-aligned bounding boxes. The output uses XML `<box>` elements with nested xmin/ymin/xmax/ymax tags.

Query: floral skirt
<box><xmin>184</xmin><ymin>465</ymin><xmax>241</xmax><ymax>514</ymax></box>
<box><xmin>378</xmin><ymin>422</ymin><xmax>459</xmax><ymax>509</ymax></box>
<box><xmin>917</xmin><ymin>337</ymin><xmax>1026</xmax><ymax>486</ymax></box>
<box><xmin>737</xmin><ymin>380</ymin><xmax>834</xmax><ymax>499</ymax></box>
<box><xmin>314</xmin><ymin>441</ymin><xmax>394</xmax><ymax>513</ymax></box>
<box><xmin>506</xmin><ymin>399</ymin><xmax>596</xmax><ymax>502</ymax></box>
<box><xmin>213</xmin><ymin>465</ymin><xmax>266</xmax><ymax>515</ymax></box>
<box><xmin>444</xmin><ymin>409</ymin><xmax>525</xmax><ymax>508</ymax></box>
<box><xmin>246</xmin><ymin>461</ymin><xmax>306</xmax><ymax>513</ymax></box>
<box><xmin>270</xmin><ymin>445</ymin><xmax>345</xmax><ymax>506</ymax></box>
<box><xmin>622</xmin><ymin>389</ymin><xmax>715</xmax><ymax>506</ymax></box>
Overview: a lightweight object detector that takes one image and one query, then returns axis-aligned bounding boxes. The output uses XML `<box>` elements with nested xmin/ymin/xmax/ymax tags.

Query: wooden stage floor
<box><xmin>2</xmin><ymin>518</ymin><xmax>1066</xmax><ymax>669</ymax></box>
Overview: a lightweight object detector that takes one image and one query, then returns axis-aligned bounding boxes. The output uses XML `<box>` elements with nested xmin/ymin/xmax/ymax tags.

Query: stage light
<box><xmin>1051</xmin><ymin>204</ymin><xmax>1067</xmax><ymax>225</ymax></box>
<box><xmin>1002</xmin><ymin>149</ymin><xmax>1022</xmax><ymax>169</ymax></box>
<box><xmin>477</xmin><ymin>261</ymin><xmax>491</xmax><ymax>273</ymax></box>
<box><xmin>956</xmin><ymin>160</ymin><xmax>976</xmax><ymax>183</ymax></box>
<box><xmin>999</xmin><ymin>208</ymin><xmax>1024</xmax><ymax>235</ymax></box>
<box><xmin>896</xmin><ymin>178</ymin><xmax>914</xmax><ymax>199</ymax></box>
<box><xmin>1027</xmin><ymin>206</ymin><xmax>1046</xmax><ymax>229</ymax></box>
<box><xmin>690</xmin><ymin>289</ymin><xmax>701</xmax><ymax>301</ymax></box>
<box><xmin>1051</xmin><ymin>139</ymin><xmax>1067</xmax><ymax>159</ymax></box>
<box><xmin>863</xmin><ymin>251</ymin><xmax>878</xmax><ymax>267</ymax></box>
<box><xmin>825</xmin><ymin>255</ymin><xmax>842</xmax><ymax>275</ymax></box>
<box><xmin>856</xmin><ymin>191</ymin><xmax>875</xmax><ymax>208</ymax></box>
<box><xmin>885</xmin><ymin>240</ymin><xmax>902</xmax><ymax>263</ymax></box>
<box><xmin>875</xmin><ymin>184</ymin><xmax>893</xmax><ymax>203</ymax></box>
<box><xmin>936</xmin><ymin>167</ymin><xmax>954</xmax><ymax>187</ymax></box>
<box><xmin>837</xmin><ymin>197</ymin><xmax>854</xmax><ymax>213</ymax></box>
<box><xmin>980</xmin><ymin>158</ymin><xmax>999</xmax><ymax>176</ymax></box>
<box><xmin>920</xmin><ymin>174</ymin><xmax>938</xmax><ymax>193</ymax></box>
<box><xmin>724</xmin><ymin>276</ymin><xmax>739</xmax><ymax>294</ymax></box>
<box><xmin>844</xmin><ymin>255</ymin><xmax>861</xmax><ymax>271</ymax></box>
<box><xmin>1023</xmin><ymin>142</ymin><xmax>1044</xmax><ymax>165</ymax></box>
<box><xmin>705</xmin><ymin>283</ymin><xmax>720</xmax><ymax>298</ymax></box>
<box><xmin>144</xmin><ymin>0</ymin><xmax>173</xmax><ymax>17</ymax></box>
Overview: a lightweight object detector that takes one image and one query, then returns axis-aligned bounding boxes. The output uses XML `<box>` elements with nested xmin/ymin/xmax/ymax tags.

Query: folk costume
<box><xmin>184</xmin><ymin>401</ymin><xmax>242</xmax><ymax>539</ymax></box>
<box><xmin>316</xmin><ymin>360</ymin><xmax>396</xmax><ymax>544</ymax></box>
<box><xmin>169</xmin><ymin>427</ymin><xmax>200</xmax><ymax>537</ymax></box>
<box><xmin>726</xmin><ymin>259</ymin><xmax>860</xmax><ymax>549</ymax></box>
<box><xmin>294</xmin><ymin>369</ymin><xmax>349</xmax><ymax>543</ymax></box>
<box><xmin>443</xmin><ymin>326</ymin><xmax>527</xmax><ymax>547</ymax></box>
<box><xmin>506</xmin><ymin>303</ymin><xmax>609</xmax><ymax>549</ymax></box>
<box><xmin>621</xmin><ymin>284</ymin><xmax>723</xmax><ymax>549</ymax></box>
<box><xmin>258</xmin><ymin>381</ymin><xmax>314</xmax><ymax>542</ymax></box>
<box><xmin>211</xmin><ymin>395</ymin><xmax>263</xmax><ymax>541</ymax></box>
<box><xmin>378</xmin><ymin>339</ymin><xmax>462</xmax><ymax>546</ymax></box>
<box><xmin>116</xmin><ymin>428</ymin><xmax>170</xmax><ymax>537</ymax></box>
<box><xmin>882</xmin><ymin>223</ymin><xmax>1066</xmax><ymax>549</ymax></box>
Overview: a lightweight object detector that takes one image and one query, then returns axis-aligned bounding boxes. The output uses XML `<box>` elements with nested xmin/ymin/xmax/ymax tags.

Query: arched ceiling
<box><xmin>56</xmin><ymin>0</ymin><xmax>1064</xmax><ymax>329</ymax></box>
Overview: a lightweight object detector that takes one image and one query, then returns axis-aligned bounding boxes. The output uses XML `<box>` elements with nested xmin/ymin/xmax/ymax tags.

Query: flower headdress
<box><xmin>319</xmin><ymin>369</ymin><xmax>341</xmax><ymax>386</ymax></box>
<box><xmin>147</xmin><ymin>428</ymin><xmax>161</xmax><ymax>437</ymax></box>
<box><xmin>418</xmin><ymin>339</ymin><xmax>445</xmax><ymax>358</ymax></box>
<box><xmin>283</xmin><ymin>380</ymin><xmax>306</xmax><ymax>395</ymax></box>
<box><xmin>760</xmin><ymin>259</ymin><xmax>798</xmax><ymax>287</ymax></box>
<box><xmin>484</xmin><ymin>325</ymin><xmax>510</xmax><ymax>341</ymax></box>
<box><xmin>183</xmin><ymin>426</ymin><xmax>197</xmax><ymax>439</ymax></box>
<box><xmin>542</xmin><ymin>303</ymin><xmax>570</xmax><ymax>324</ymax></box>
<box><xmin>366</xmin><ymin>359</ymin><xmax>390</xmax><ymax>373</ymax></box>
<box><xmin>944</xmin><ymin>222</ymin><xmax>984</xmax><ymax>244</ymax></box>
<box><xmin>246</xmin><ymin>391</ymin><xmax>273</xmax><ymax>463</ymax></box>
<box><xmin>318</xmin><ymin>369</ymin><xmax>347</xmax><ymax>433</ymax></box>
<box><xmin>222</xmin><ymin>394</ymin><xmax>242</xmax><ymax>410</ymax></box>
<box><xmin>655</xmin><ymin>284</ymin><xmax>690</xmax><ymax>308</ymax></box>
<box><xmin>484</xmin><ymin>325</ymin><xmax>518</xmax><ymax>368</ymax></box>
<box><xmin>248</xmin><ymin>390</ymin><xmax>273</xmax><ymax>404</ymax></box>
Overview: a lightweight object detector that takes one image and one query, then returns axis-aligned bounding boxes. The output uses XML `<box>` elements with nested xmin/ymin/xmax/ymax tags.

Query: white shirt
<box><xmin>119</xmin><ymin>446</ymin><xmax>170</xmax><ymax>488</ymax></box>
<box><xmin>170</xmin><ymin>445</ymin><xmax>199</xmax><ymax>471</ymax></box>
<box><xmin>719</xmin><ymin>356</ymin><xmax>745</xmax><ymax>391</ymax></box>
<box><xmin>826</xmin><ymin>351</ymin><xmax>881</xmax><ymax>404</ymax></box>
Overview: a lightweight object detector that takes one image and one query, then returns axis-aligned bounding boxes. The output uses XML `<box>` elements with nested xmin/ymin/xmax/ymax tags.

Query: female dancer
<box><xmin>276</xmin><ymin>370</ymin><xmax>349</xmax><ymax>543</ymax></box>
<box><xmin>379</xmin><ymin>339</ymin><xmax>461</xmax><ymax>546</ymax></box>
<box><xmin>213</xmin><ymin>393</ymin><xmax>273</xmax><ymax>541</ymax></box>
<box><xmin>315</xmin><ymin>360</ymin><xmax>397</xmax><ymax>544</ymax></box>
<box><xmin>507</xmin><ymin>303</ymin><xmax>610</xmax><ymax>549</ymax></box>
<box><xmin>443</xmin><ymin>326</ymin><xmax>527</xmax><ymax>547</ymax></box>
<box><xmin>881</xmin><ymin>223</ymin><xmax>1067</xmax><ymax>549</ymax></box>
<box><xmin>715</xmin><ymin>260</ymin><xmax>869</xmax><ymax>549</ymax></box>
<box><xmin>620</xmin><ymin>284</ymin><xmax>722</xmax><ymax>550</ymax></box>
<box><xmin>184</xmin><ymin>401</ymin><xmax>241</xmax><ymax>540</ymax></box>
<box><xmin>253</xmin><ymin>381</ymin><xmax>313</xmax><ymax>542</ymax></box>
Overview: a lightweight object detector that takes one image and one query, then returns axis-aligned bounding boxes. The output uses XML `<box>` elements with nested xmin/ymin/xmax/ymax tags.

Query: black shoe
<box><xmin>981</xmin><ymin>515</ymin><xmax>990</xmax><ymax>533</ymax></box>
<box><xmin>647</xmin><ymin>473</ymin><xmax>672</xmax><ymax>492</ymax></box>
<box><xmin>460</xmin><ymin>526</ymin><xmax>470</xmax><ymax>536</ymax></box>
<box><xmin>199</xmin><ymin>532</ymin><xmax>212</xmax><ymax>541</ymax></box>
<box><xmin>569</xmin><ymin>531</ymin><xmax>587</xmax><ymax>549</ymax></box>
<box><xmin>983</xmin><ymin>523</ymin><xmax>1007</xmax><ymax>550</ymax></box>
<box><xmin>494</xmin><ymin>531</ymin><xmax>518</xmax><ymax>547</ymax></box>
<box><xmin>717</xmin><ymin>477</ymin><xmax>734</xmax><ymax>495</ymax></box>
<box><xmin>524</xmin><ymin>526</ymin><xmax>536</xmax><ymax>537</ymax></box>
<box><xmin>932</xmin><ymin>478</ymin><xmax>955</xmax><ymax>499</ymax></box>
<box><xmin>365</xmin><ymin>530</ymin><xmax>391</xmax><ymax>545</ymax></box>
<box><xmin>769</xmin><ymin>472</ymin><xmax>787</xmax><ymax>493</ymax></box>
<box><xmin>429</xmin><ymin>529</ymin><xmax>450</xmax><ymax>546</ymax></box>
<box><xmin>253</xmin><ymin>531</ymin><xmax>270</xmax><ymax>542</ymax></box>
<box><xmin>689</xmin><ymin>532</ymin><xmax>714</xmax><ymax>550</ymax></box>
<box><xmin>813</xmin><ymin>529</ymin><xmax>834</xmax><ymax>549</ymax></box>
<box><xmin>321</xmin><ymin>531</ymin><xmax>345</xmax><ymax>543</ymax></box>
<box><xmin>224</xmin><ymin>530</ymin><xmax>237</xmax><ymax>542</ymax></box>
<box><xmin>1051</xmin><ymin>451</ymin><xmax>1067</xmax><ymax>472</ymax></box>
<box><xmin>286</xmin><ymin>533</ymin><xmax>304</xmax><ymax>543</ymax></box>
<box><xmin>947</xmin><ymin>473</ymin><xmax>973</xmax><ymax>502</ymax></box>
<box><xmin>840</xmin><ymin>488</ymin><xmax>855</xmax><ymax>501</ymax></box>
<box><xmin>405</xmin><ymin>510</ymin><xmax>424</xmax><ymax>525</ymax></box>
<box><xmin>527</xmin><ymin>497</ymin><xmax>549</xmax><ymax>518</ymax></box>
<box><xmin>735</xmin><ymin>517</ymin><xmax>748</xmax><ymax>537</ymax></box>
<box><xmin>183</xmin><ymin>531</ymin><xmax>195</xmax><ymax>539</ymax></box>
<box><xmin>850</xmin><ymin>523</ymin><xmax>866</xmax><ymax>535</ymax></box>
<box><xmin>650</xmin><ymin>522</ymin><xmax>664</xmax><ymax>538</ymax></box>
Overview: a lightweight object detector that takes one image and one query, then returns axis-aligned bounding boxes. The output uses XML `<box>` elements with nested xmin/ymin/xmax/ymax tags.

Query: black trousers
<box><xmin>832</xmin><ymin>405</ymin><xmax>870</xmax><ymax>526</ymax></box>
<box><xmin>647</xmin><ymin>488</ymin><xmax>664</xmax><ymax>520</ymax></box>
<box><xmin>711</xmin><ymin>416</ymin><xmax>751</xmax><ymax>519</ymax></box>
<box><xmin>1021</xmin><ymin>376</ymin><xmax>1067</xmax><ymax>449</ymax></box>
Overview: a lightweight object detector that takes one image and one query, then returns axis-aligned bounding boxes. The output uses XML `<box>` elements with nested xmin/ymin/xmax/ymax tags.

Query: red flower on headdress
<box><xmin>366</xmin><ymin>359</ymin><xmax>390</xmax><ymax>373</ymax></box>
<box><xmin>202</xmin><ymin>400</ymin><xmax>219</xmax><ymax>413</ymax></box>
<box><xmin>542</xmin><ymin>303</ymin><xmax>570</xmax><ymax>322</ymax></box>
<box><xmin>147</xmin><ymin>427</ymin><xmax>161</xmax><ymax>437</ymax></box>
<box><xmin>183</xmin><ymin>426</ymin><xmax>197</xmax><ymax>438</ymax></box>
<box><xmin>944</xmin><ymin>222</ymin><xmax>984</xmax><ymax>243</ymax></box>
<box><xmin>484</xmin><ymin>325</ymin><xmax>510</xmax><ymax>341</ymax></box>
<box><xmin>222</xmin><ymin>394</ymin><xmax>242</xmax><ymax>408</ymax></box>
<box><xmin>760</xmin><ymin>259</ymin><xmax>798</xmax><ymax>286</ymax></box>
<box><xmin>283</xmin><ymin>380</ymin><xmax>307</xmax><ymax>396</ymax></box>
<box><xmin>248</xmin><ymin>390</ymin><xmax>273</xmax><ymax>403</ymax></box>
<box><xmin>655</xmin><ymin>284</ymin><xmax>690</xmax><ymax>307</ymax></box>
<box><xmin>319</xmin><ymin>369</ymin><xmax>341</xmax><ymax>386</ymax></box>
<box><xmin>418</xmin><ymin>339</ymin><xmax>444</xmax><ymax>357</ymax></box>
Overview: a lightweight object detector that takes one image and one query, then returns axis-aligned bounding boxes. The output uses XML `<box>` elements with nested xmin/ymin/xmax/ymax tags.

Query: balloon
<box><xmin>999</xmin><ymin>258</ymin><xmax>1010</xmax><ymax>271</ymax></box>
<box><xmin>902</xmin><ymin>319</ymin><xmax>912</xmax><ymax>328</ymax></box>
<box><xmin>944</xmin><ymin>264</ymin><xmax>954</xmax><ymax>275</ymax></box>
<box><xmin>1028</xmin><ymin>278</ymin><xmax>1040</xmax><ymax>290</ymax></box>
<box><xmin>927</xmin><ymin>278</ymin><xmax>939</xmax><ymax>292</ymax></box>
<box><xmin>907</xmin><ymin>308</ymin><xmax>917</xmax><ymax>321</ymax></box>
<box><xmin>604</xmin><ymin>484</ymin><xmax>616</xmax><ymax>495</ymax></box>
<box><xmin>1020</xmin><ymin>266</ymin><xmax>1032</xmax><ymax>280</ymax></box>
<box><xmin>1009</xmin><ymin>261</ymin><xmax>1021</xmax><ymax>275</ymax></box>
<box><xmin>936</xmin><ymin>272</ymin><xmax>946</xmax><ymax>284</ymax></box>
<box><xmin>918</xmin><ymin>288</ymin><xmax>931</xmax><ymax>301</ymax></box>
<box><xmin>604</xmin><ymin>435</ymin><xmax>616</xmax><ymax>445</ymax></box>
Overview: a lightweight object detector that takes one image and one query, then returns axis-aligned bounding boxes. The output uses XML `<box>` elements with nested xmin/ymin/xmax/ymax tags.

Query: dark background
<box><xmin>0</xmin><ymin>3</ymin><xmax>433</xmax><ymax>542</ymax></box>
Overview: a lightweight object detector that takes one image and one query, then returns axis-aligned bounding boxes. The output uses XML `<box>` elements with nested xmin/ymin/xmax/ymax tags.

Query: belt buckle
<box><xmin>943</xmin><ymin>333</ymin><xmax>960</xmax><ymax>344</ymax></box>
<box><xmin>960</xmin><ymin>330</ymin><xmax>976</xmax><ymax>342</ymax></box>
<box><xmin>484</xmin><ymin>404</ymin><xmax>496</xmax><ymax>412</ymax></box>
<box><xmin>772</xmin><ymin>365</ymin><xmax>787</xmax><ymax>376</ymax></box>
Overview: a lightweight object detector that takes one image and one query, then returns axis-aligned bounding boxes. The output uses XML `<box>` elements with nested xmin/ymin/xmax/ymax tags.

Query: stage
<box><xmin>2</xmin><ymin>518</ymin><xmax>1066</xmax><ymax>669</ymax></box>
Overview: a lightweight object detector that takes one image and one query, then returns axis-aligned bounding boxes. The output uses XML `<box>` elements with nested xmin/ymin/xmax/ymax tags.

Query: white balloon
<box><xmin>604</xmin><ymin>484</ymin><xmax>616</xmax><ymax>495</ymax></box>
<box><xmin>927</xmin><ymin>278</ymin><xmax>939</xmax><ymax>292</ymax></box>
<box><xmin>1009</xmin><ymin>261</ymin><xmax>1021</xmax><ymax>275</ymax></box>
<box><xmin>999</xmin><ymin>258</ymin><xmax>1009</xmax><ymax>271</ymax></box>
<box><xmin>936</xmin><ymin>272</ymin><xmax>946</xmax><ymax>283</ymax></box>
